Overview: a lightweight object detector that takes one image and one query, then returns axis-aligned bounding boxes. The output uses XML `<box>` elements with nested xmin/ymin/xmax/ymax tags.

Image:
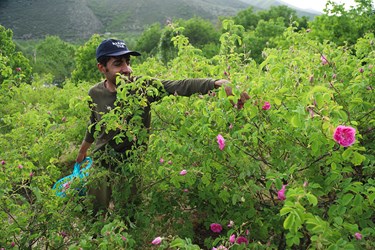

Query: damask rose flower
<box><xmin>354</xmin><ymin>232</ymin><xmax>362</xmax><ymax>240</ymax></box>
<box><xmin>229</xmin><ymin>234</ymin><xmax>236</xmax><ymax>243</ymax></box>
<box><xmin>159</xmin><ymin>158</ymin><xmax>164</xmax><ymax>164</ymax></box>
<box><xmin>262</xmin><ymin>101</ymin><xmax>271</xmax><ymax>110</ymax></box>
<box><xmin>321</xmin><ymin>55</ymin><xmax>328</xmax><ymax>65</ymax></box>
<box><xmin>278</xmin><ymin>185</ymin><xmax>287</xmax><ymax>201</ymax></box>
<box><xmin>212</xmin><ymin>246</ymin><xmax>227</xmax><ymax>250</ymax></box>
<box><xmin>227</xmin><ymin>220</ymin><xmax>234</xmax><ymax>228</ymax></box>
<box><xmin>333</xmin><ymin>125</ymin><xmax>356</xmax><ymax>147</ymax></box>
<box><xmin>179</xmin><ymin>169</ymin><xmax>187</xmax><ymax>176</ymax></box>
<box><xmin>217</xmin><ymin>134</ymin><xmax>225</xmax><ymax>150</ymax></box>
<box><xmin>151</xmin><ymin>236</ymin><xmax>162</xmax><ymax>245</ymax></box>
<box><xmin>210</xmin><ymin>223</ymin><xmax>223</xmax><ymax>233</ymax></box>
<box><xmin>1</xmin><ymin>160</ymin><xmax>5</xmax><ymax>165</ymax></box>
<box><xmin>236</xmin><ymin>236</ymin><xmax>248</xmax><ymax>245</ymax></box>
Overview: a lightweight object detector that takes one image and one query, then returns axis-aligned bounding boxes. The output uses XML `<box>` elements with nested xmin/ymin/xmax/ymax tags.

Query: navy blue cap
<box><xmin>96</xmin><ymin>39</ymin><xmax>141</xmax><ymax>60</ymax></box>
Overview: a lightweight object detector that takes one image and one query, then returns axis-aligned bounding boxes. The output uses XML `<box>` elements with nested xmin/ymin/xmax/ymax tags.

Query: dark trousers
<box><xmin>89</xmin><ymin>145</ymin><xmax>139</xmax><ymax>217</ymax></box>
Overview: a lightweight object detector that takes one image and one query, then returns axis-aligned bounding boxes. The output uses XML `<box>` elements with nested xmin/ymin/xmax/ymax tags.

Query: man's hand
<box><xmin>215</xmin><ymin>79</ymin><xmax>250</xmax><ymax>110</ymax></box>
<box><xmin>76</xmin><ymin>140</ymin><xmax>92</xmax><ymax>163</ymax></box>
<box><xmin>76</xmin><ymin>152</ymin><xmax>87</xmax><ymax>163</ymax></box>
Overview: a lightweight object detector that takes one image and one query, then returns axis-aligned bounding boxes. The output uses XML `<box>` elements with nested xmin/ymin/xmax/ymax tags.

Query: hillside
<box><xmin>0</xmin><ymin>0</ymin><xmax>317</xmax><ymax>41</ymax></box>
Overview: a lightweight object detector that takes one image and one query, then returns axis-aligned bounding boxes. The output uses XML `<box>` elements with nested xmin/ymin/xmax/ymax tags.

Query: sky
<box><xmin>280</xmin><ymin>0</ymin><xmax>358</xmax><ymax>12</ymax></box>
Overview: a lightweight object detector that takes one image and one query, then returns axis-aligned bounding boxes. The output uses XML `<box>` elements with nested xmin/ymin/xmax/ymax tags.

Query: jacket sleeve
<box><xmin>160</xmin><ymin>78</ymin><xmax>216</xmax><ymax>97</ymax></box>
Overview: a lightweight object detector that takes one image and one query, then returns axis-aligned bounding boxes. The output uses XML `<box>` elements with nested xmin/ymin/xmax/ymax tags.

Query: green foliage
<box><xmin>32</xmin><ymin>36</ymin><xmax>77</xmax><ymax>85</ymax></box>
<box><xmin>309</xmin><ymin>0</ymin><xmax>375</xmax><ymax>46</ymax></box>
<box><xmin>0</xmin><ymin>25</ymin><xmax>32</xmax><ymax>86</ymax></box>
<box><xmin>1</xmin><ymin>4</ymin><xmax>375</xmax><ymax>249</ymax></box>
<box><xmin>71</xmin><ymin>34</ymin><xmax>103</xmax><ymax>84</ymax></box>
<box><xmin>135</xmin><ymin>23</ymin><xmax>163</xmax><ymax>57</ymax></box>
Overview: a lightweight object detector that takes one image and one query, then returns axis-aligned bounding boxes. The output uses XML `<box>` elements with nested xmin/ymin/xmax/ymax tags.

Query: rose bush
<box><xmin>0</xmin><ymin>18</ymin><xmax>374</xmax><ymax>250</ymax></box>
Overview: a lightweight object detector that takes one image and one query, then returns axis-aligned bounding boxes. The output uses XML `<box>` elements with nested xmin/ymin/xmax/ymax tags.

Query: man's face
<box><xmin>98</xmin><ymin>55</ymin><xmax>132</xmax><ymax>85</ymax></box>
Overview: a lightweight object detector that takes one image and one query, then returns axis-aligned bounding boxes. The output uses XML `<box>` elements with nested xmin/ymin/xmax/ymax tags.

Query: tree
<box><xmin>243</xmin><ymin>18</ymin><xmax>286</xmax><ymax>63</ymax></box>
<box><xmin>32</xmin><ymin>36</ymin><xmax>76</xmax><ymax>85</ymax></box>
<box><xmin>71</xmin><ymin>34</ymin><xmax>103</xmax><ymax>84</ymax></box>
<box><xmin>135</xmin><ymin>23</ymin><xmax>163</xmax><ymax>57</ymax></box>
<box><xmin>309</xmin><ymin>0</ymin><xmax>375</xmax><ymax>46</ymax></box>
<box><xmin>0</xmin><ymin>25</ymin><xmax>32</xmax><ymax>86</ymax></box>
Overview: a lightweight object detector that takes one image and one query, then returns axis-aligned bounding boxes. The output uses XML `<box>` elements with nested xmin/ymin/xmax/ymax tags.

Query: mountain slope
<box><xmin>0</xmin><ymin>0</ymin><xmax>317</xmax><ymax>41</ymax></box>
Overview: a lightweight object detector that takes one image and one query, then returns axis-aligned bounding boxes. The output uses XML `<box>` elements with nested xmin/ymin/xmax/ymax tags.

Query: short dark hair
<box><xmin>97</xmin><ymin>56</ymin><xmax>111</xmax><ymax>66</ymax></box>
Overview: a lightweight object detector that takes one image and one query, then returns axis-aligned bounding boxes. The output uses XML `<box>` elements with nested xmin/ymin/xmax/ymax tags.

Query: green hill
<box><xmin>0</xmin><ymin>0</ymin><xmax>317</xmax><ymax>41</ymax></box>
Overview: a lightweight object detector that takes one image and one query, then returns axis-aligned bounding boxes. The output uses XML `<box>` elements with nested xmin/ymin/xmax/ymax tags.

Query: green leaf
<box><xmin>341</xmin><ymin>193</ymin><xmax>354</xmax><ymax>206</ymax></box>
<box><xmin>342</xmin><ymin>148</ymin><xmax>353</xmax><ymax>160</ymax></box>
<box><xmin>290</xmin><ymin>115</ymin><xmax>302</xmax><ymax>128</ymax></box>
<box><xmin>170</xmin><ymin>238</ymin><xmax>185</xmax><ymax>247</ymax></box>
<box><xmin>283</xmin><ymin>213</ymin><xmax>295</xmax><ymax>230</ymax></box>
<box><xmin>350</xmin><ymin>152</ymin><xmax>365</xmax><ymax>166</ymax></box>
<box><xmin>306</xmin><ymin>193</ymin><xmax>318</xmax><ymax>206</ymax></box>
<box><xmin>280</xmin><ymin>206</ymin><xmax>293</xmax><ymax>216</ymax></box>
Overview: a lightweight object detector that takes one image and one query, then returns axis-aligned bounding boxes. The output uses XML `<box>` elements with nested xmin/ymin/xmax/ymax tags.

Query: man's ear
<box><xmin>97</xmin><ymin>63</ymin><xmax>106</xmax><ymax>73</ymax></box>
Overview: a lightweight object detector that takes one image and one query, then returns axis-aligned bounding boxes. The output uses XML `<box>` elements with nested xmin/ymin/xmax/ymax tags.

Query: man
<box><xmin>76</xmin><ymin>38</ymin><xmax>245</xmax><ymax>216</ymax></box>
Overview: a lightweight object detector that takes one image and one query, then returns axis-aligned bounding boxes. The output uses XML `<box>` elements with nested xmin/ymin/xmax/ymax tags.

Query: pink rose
<box><xmin>278</xmin><ymin>185</ymin><xmax>287</xmax><ymax>201</ymax></box>
<box><xmin>210</xmin><ymin>223</ymin><xmax>223</xmax><ymax>233</ymax></box>
<box><xmin>236</xmin><ymin>236</ymin><xmax>248</xmax><ymax>245</ymax></box>
<box><xmin>1</xmin><ymin>160</ymin><xmax>5</xmax><ymax>165</ymax></box>
<box><xmin>62</xmin><ymin>181</ymin><xmax>71</xmax><ymax>190</ymax></box>
<box><xmin>217</xmin><ymin>134</ymin><xmax>225</xmax><ymax>150</ymax></box>
<box><xmin>18</xmin><ymin>164</ymin><xmax>23</xmax><ymax>169</ymax></box>
<box><xmin>227</xmin><ymin>220</ymin><xmax>234</xmax><ymax>228</ymax></box>
<box><xmin>262</xmin><ymin>101</ymin><xmax>271</xmax><ymax>110</ymax></box>
<box><xmin>333</xmin><ymin>125</ymin><xmax>356</xmax><ymax>147</ymax></box>
<box><xmin>212</xmin><ymin>246</ymin><xmax>227</xmax><ymax>250</ymax></box>
<box><xmin>159</xmin><ymin>158</ymin><xmax>164</xmax><ymax>164</ymax></box>
<box><xmin>229</xmin><ymin>234</ymin><xmax>236</xmax><ymax>243</ymax></box>
<box><xmin>321</xmin><ymin>55</ymin><xmax>328</xmax><ymax>65</ymax></box>
<box><xmin>179</xmin><ymin>169</ymin><xmax>187</xmax><ymax>176</ymax></box>
<box><xmin>151</xmin><ymin>236</ymin><xmax>162</xmax><ymax>245</ymax></box>
<box><xmin>354</xmin><ymin>232</ymin><xmax>362</xmax><ymax>240</ymax></box>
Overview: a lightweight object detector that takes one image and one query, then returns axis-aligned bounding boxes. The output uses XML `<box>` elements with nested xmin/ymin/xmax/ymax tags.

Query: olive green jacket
<box><xmin>84</xmin><ymin>78</ymin><xmax>216</xmax><ymax>152</ymax></box>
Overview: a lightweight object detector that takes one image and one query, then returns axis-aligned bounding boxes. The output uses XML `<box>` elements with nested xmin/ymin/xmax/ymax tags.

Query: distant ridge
<box><xmin>0</xmin><ymin>0</ymin><xmax>318</xmax><ymax>40</ymax></box>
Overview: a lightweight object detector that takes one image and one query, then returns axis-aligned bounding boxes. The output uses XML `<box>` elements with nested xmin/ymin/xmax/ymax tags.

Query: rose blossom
<box><xmin>151</xmin><ymin>236</ymin><xmax>162</xmax><ymax>245</ymax></box>
<box><xmin>229</xmin><ymin>234</ymin><xmax>236</xmax><ymax>243</ymax></box>
<box><xmin>278</xmin><ymin>185</ymin><xmax>287</xmax><ymax>201</ymax></box>
<box><xmin>159</xmin><ymin>158</ymin><xmax>164</xmax><ymax>164</ymax></box>
<box><xmin>179</xmin><ymin>169</ymin><xmax>187</xmax><ymax>176</ymax></box>
<box><xmin>236</xmin><ymin>236</ymin><xmax>248</xmax><ymax>245</ymax></box>
<box><xmin>354</xmin><ymin>232</ymin><xmax>362</xmax><ymax>240</ymax></box>
<box><xmin>333</xmin><ymin>125</ymin><xmax>356</xmax><ymax>147</ymax></box>
<box><xmin>210</xmin><ymin>223</ymin><xmax>223</xmax><ymax>233</ymax></box>
<box><xmin>227</xmin><ymin>220</ymin><xmax>234</xmax><ymax>228</ymax></box>
<box><xmin>262</xmin><ymin>101</ymin><xmax>271</xmax><ymax>110</ymax></box>
<box><xmin>217</xmin><ymin>134</ymin><xmax>225</xmax><ymax>151</ymax></box>
<box><xmin>212</xmin><ymin>246</ymin><xmax>227</xmax><ymax>250</ymax></box>
<box><xmin>321</xmin><ymin>55</ymin><xmax>328</xmax><ymax>65</ymax></box>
